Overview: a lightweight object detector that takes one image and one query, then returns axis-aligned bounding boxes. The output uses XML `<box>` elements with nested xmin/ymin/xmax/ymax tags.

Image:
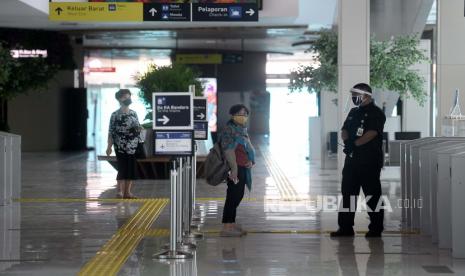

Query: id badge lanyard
<box><xmin>356</xmin><ymin>113</ymin><xmax>368</xmax><ymax>137</ymax></box>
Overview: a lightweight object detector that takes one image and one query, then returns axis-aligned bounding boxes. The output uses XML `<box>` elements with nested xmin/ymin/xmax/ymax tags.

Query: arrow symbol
<box><xmin>157</xmin><ymin>115</ymin><xmax>170</xmax><ymax>125</ymax></box>
<box><xmin>55</xmin><ymin>7</ymin><xmax>63</xmax><ymax>15</ymax></box>
<box><xmin>245</xmin><ymin>9</ymin><xmax>255</xmax><ymax>16</ymax></box>
<box><xmin>149</xmin><ymin>8</ymin><xmax>158</xmax><ymax>16</ymax></box>
<box><xmin>196</xmin><ymin>113</ymin><xmax>205</xmax><ymax>120</ymax></box>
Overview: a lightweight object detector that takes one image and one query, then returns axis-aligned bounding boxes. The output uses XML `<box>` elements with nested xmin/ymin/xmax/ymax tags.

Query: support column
<box><xmin>337</xmin><ymin>0</ymin><xmax>371</xmax><ymax>172</ymax></box>
<box><xmin>437</xmin><ymin>0</ymin><xmax>465</xmax><ymax>135</ymax></box>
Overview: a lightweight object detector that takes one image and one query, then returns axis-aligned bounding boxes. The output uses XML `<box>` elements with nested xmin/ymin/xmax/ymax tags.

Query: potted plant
<box><xmin>289</xmin><ymin>29</ymin><xmax>429</xmax><ymax>106</ymax></box>
<box><xmin>135</xmin><ymin>63</ymin><xmax>204</xmax><ymax>154</ymax></box>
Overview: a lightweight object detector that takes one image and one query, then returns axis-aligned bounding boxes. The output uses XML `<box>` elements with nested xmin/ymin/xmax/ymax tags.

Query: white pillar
<box><xmin>337</xmin><ymin>0</ymin><xmax>370</xmax><ymax>172</ymax></box>
<box><xmin>437</xmin><ymin>0</ymin><xmax>465</xmax><ymax>135</ymax></box>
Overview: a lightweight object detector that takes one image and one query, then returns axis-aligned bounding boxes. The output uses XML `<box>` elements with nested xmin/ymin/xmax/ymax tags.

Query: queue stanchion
<box><xmin>191</xmin><ymin>143</ymin><xmax>202</xmax><ymax>223</ymax></box>
<box><xmin>184</xmin><ymin>155</ymin><xmax>203</xmax><ymax>239</ymax></box>
<box><xmin>177</xmin><ymin>157</ymin><xmax>196</xmax><ymax>250</ymax></box>
<box><xmin>177</xmin><ymin>157</ymin><xmax>183</xmax><ymax>243</ymax></box>
<box><xmin>184</xmin><ymin>158</ymin><xmax>192</xmax><ymax>233</ymax></box>
<box><xmin>154</xmin><ymin>160</ymin><xmax>192</xmax><ymax>260</ymax></box>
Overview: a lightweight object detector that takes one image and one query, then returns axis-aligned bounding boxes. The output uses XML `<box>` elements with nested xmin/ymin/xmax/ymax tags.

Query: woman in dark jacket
<box><xmin>106</xmin><ymin>89</ymin><xmax>142</xmax><ymax>199</ymax></box>
<box><xmin>219</xmin><ymin>104</ymin><xmax>255</xmax><ymax>237</ymax></box>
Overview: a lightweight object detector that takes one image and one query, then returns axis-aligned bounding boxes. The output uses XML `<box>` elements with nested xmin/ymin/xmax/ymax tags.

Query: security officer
<box><xmin>330</xmin><ymin>83</ymin><xmax>386</xmax><ymax>238</ymax></box>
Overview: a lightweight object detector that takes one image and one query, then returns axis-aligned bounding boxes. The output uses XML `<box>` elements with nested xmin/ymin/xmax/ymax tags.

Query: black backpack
<box><xmin>204</xmin><ymin>142</ymin><xmax>230</xmax><ymax>186</ymax></box>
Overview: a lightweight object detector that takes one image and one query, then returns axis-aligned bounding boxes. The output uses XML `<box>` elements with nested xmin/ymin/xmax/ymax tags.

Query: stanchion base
<box><xmin>184</xmin><ymin>232</ymin><xmax>204</xmax><ymax>239</ymax></box>
<box><xmin>153</xmin><ymin>250</ymin><xmax>193</xmax><ymax>260</ymax></box>
<box><xmin>162</xmin><ymin>242</ymin><xmax>197</xmax><ymax>251</ymax></box>
<box><xmin>178</xmin><ymin>242</ymin><xmax>197</xmax><ymax>251</ymax></box>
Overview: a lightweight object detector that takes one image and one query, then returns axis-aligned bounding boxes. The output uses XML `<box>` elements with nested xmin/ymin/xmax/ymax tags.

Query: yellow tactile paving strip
<box><xmin>259</xmin><ymin>150</ymin><xmax>301</xmax><ymax>201</ymax></box>
<box><xmin>78</xmin><ymin>199</ymin><xmax>168</xmax><ymax>276</ymax></box>
<box><xmin>13</xmin><ymin>197</ymin><xmax>419</xmax><ymax>275</ymax></box>
<box><xmin>15</xmin><ymin>197</ymin><xmax>169</xmax><ymax>275</ymax></box>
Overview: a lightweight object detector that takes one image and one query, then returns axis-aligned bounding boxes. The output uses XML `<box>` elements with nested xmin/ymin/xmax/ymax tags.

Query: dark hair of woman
<box><xmin>115</xmin><ymin>89</ymin><xmax>131</xmax><ymax>100</ymax></box>
<box><xmin>229</xmin><ymin>104</ymin><xmax>250</xmax><ymax>116</ymax></box>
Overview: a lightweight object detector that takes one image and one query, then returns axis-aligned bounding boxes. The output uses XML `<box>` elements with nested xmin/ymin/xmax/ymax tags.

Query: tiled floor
<box><xmin>1</xmin><ymin>137</ymin><xmax>465</xmax><ymax>275</ymax></box>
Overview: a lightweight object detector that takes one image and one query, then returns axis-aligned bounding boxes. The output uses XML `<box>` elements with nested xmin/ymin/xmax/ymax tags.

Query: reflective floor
<box><xmin>1</xmin><ymin>137</ymin><xmax>465</xmax><ymax>275</ymax></box>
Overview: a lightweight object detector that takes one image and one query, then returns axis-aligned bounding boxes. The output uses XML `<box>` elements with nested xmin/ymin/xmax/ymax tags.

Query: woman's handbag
<box><xmin>135</xmin><ymin>142</ymin><xmax>146</xmax><ymax>159</ymax></box>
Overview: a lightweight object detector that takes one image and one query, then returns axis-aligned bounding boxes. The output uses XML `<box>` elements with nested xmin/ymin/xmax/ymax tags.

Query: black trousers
<box><xmin>222</xmin><ymin>166</ymin><xmax>246</xmax><ymax>224</ymax></box>
<box><xmin>115</xmin><ymin>151</ymin><xmax>137</xmax><ymax>180</ymax></box>
<box><xmin>338</xmin><ymin>157</ymin><xmax>384</xmax><ymax>233</ymax></box>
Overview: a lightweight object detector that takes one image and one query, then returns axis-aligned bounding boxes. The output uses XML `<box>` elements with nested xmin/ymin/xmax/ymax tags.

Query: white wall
<box><xmin>308</xmin><ymin>117</ymin><xmax>321</xmax><ymax>160</ymax></box>
<box><xmin>402</xmin><ymin>39</ymin><xmax>431</xmax><ymax>138</ymax></box>
<box><xmin>320</xmin><ymin>90</ymin><xmax>339</xmax><ymax>165</ymax></box>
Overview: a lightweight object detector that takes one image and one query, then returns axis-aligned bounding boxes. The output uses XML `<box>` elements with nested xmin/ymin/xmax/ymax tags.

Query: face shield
<box><xmin>343</xmin><ymin>88</ymin><xmax>372</xmax><ymax>112</ymax></box>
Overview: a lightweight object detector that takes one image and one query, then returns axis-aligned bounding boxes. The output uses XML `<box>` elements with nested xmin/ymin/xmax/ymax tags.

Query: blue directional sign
<box><xmin>153</xmin><ymin>92</ymin><xmax>193</xmax><ymax>130</ymax></box>
<box><xmin>193</xmin><ymin>97</ymin><xmax>208</xmax><ymax>122</ymax></box>
<box><xmin>143</xmin><ymin>3</ymin><xmax>191</xmax><ymax>22</ymax></box>
<box><xmin>154</xmin><ymin>130</ymin><xmax>194</xmax><ymax>156</ymax></box>
<box><xmin>192</xmin><ymin>3</ymin><xmax>259</xmax><ymax>22</ymax></box>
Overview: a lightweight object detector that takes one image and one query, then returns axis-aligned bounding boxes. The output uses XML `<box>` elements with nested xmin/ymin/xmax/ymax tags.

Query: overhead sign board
<box><xmin>153</xmin><ymin>92</ymin><xmax>193</xmax><ymax>130</ymax></box>
<box><xmin>143</xmin><ymin>3</ymin><xmax>191</xmax><ymax>22</ymax></box>
<box><xmin>193</xmin><ymin>97</ymin><xmax>208</xmax><ymax>121</ymax></box>
<box><xmin>50</xmin><ymin>2</ymin><xmax>258</xmax><ymax>22</ymax></box>
<box><xmin>87</xmin><ymin>67</ymin><xmax>116</xmax><ymax>73</ymax></box>
<box><xmin>223</xmin><ymin>53</ymin><xmax>243</xmax><ymax>64</ymax></box>
<box><xmin>49</xmin><ymin>2</ymin><xmax>142</xmax><ymax>22</ymax></box>
<box><xmin>192</xmin><ymin>3</ymin><xmax>259</xmax><ymax>22</ymax></box>
<box><xmin>176</xmin><ymin>54</ymin><xmax>222</xmax><ymax>65</ymax></box>
<box><xmin>154</xmin><ymin>130</ymin><xmax>194</xmax><ymax>156</ymax></box>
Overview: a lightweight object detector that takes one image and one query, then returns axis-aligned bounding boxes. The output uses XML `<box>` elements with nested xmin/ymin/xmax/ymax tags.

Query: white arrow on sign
<box><xmin>245</xmin><ymin>9</ymin><xmax>255</xmax><ymax>16</ymax></box>
<box><xmin>157</xmin><ymin>115</ymin><xmax>170</xmax><ymax>125</ymax></box>
<box><xmin>149</xmin><ymin>8</ymin><xmax>158</xmax><ymax>16</ymax></box>
<box><xmin>196</xmin><ymin>113</ymin><xmax>205</xmax><ymax>120</ymax></box>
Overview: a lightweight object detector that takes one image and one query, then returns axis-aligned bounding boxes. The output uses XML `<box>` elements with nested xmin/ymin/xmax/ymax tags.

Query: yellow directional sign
<box><xmin>175</xmin><ymin>54</ymin><xmax>223</xmax><ymax>64</ymax></box>
<box><xmin>49</xmin><ymin>2</ymin><xmax>143</xmax><ymax>22</ymax></box>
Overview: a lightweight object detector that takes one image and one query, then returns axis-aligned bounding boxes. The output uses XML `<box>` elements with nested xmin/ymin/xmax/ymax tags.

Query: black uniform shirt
<box><xmin>342</xmin><ymin>101</ymin><xmax>386</xmax><ymax>164</ymax></box>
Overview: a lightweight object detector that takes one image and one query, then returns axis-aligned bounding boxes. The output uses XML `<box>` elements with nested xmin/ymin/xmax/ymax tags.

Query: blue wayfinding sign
<box><xmin>192</xmin><ymin>3</ymin><xmax>258</xmax><ymax>22</ymax></box>
<box><xmin>152</xmin><ymin>92</ymin><xmax>193</xmax><ymax>130</ymax></box>
<box><xmin>143</xmin><ymin>3</ymin><xmax>191</xmax><ymax>21</ymax></box>
<box><xmin>154</xmin><ymin>130</ymin><xmax>194</xmax><ymax>156</ymax></box>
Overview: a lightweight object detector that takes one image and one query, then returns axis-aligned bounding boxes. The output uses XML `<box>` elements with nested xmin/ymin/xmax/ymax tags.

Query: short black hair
<box><xmin>115</xmin><ymin>89</ymin><xmax>131</xmax><ymax>100</ymax></box>
<box><xmin>229</xmin><ymin>104</ymin><xmax>249</xmax><ymax>115</ymax></box>
<box><xmin>352</xmin><ymin>83</ymin><xmax>372</xmax><ymax>94</ymax></box>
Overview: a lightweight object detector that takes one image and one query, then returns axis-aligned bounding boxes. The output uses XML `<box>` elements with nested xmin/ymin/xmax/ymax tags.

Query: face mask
<box><xmin>352</xmin><ymin>96</ymin><xmax>363</xmax><ymax>106</ymax></box>
<box><xmin>122</xmin><ymin>99</ymin><xmax>132</xmax><ymax>106</ymax></box>
<box><xmin>232</xmin><ymin>115</ymin><xmax>248</xmax><ymax>125</ymax></box>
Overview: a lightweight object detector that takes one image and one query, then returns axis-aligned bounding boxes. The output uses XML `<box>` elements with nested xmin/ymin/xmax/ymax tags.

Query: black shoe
<box><xmin>365</xmin><ymin>231</ymin><xmax>382</xmax><ymax>238</ymax></box>
<box><xmin>330</xmin><ymin>229</ymin><xmax>355</xmax><ymax>238</ymax></box>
